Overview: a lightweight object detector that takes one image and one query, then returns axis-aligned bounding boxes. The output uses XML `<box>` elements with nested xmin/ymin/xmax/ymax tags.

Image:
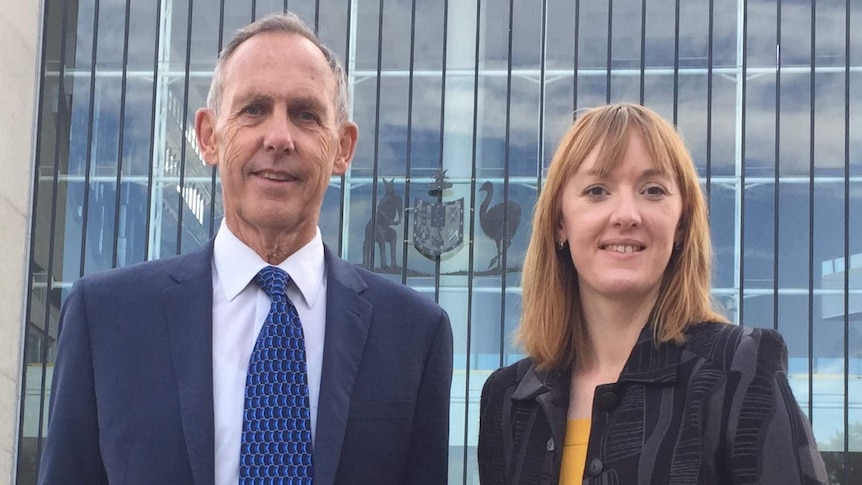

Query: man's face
<box><xmin>196</xmin><ymin>32</ymin><xmax>357</xmax><ymax>252</ymax></box>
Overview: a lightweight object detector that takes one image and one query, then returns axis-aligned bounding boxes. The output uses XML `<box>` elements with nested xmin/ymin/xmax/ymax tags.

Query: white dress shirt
<box><xmin>211</xmin><ymin>221</ymin><xmax>327</xmax><ymax>485</ymax></box>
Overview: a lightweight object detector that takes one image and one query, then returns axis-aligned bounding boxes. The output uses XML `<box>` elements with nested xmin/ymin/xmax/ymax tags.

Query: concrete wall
<box><xmin>0</xmin><ymin>0</ymin><xmax>41</xmax><ymax>482</ymax></box>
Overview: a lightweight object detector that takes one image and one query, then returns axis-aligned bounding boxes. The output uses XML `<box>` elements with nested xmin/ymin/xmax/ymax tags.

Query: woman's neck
<box><xmin>577</xmin><ymin>290</ymin><xmax>658</xmax><ymax>375</ymax></box>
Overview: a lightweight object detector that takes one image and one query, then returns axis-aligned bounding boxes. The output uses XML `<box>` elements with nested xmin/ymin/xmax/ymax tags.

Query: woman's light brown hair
<box><xmin>517</xmin><ymin>103</ymin><xmax>728</xmax><ymax>371</ymax></box>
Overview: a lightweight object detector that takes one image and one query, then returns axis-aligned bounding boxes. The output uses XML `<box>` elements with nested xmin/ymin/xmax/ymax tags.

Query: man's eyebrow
<box><xmin>289</xmin><ymin>95</ymin><xmax>327</xmax><ymax>112</ymax></box>
<box><xmin>230</xmin><ymin>92</ymin><xmax>273</xmax><ymax>107</ymax></box>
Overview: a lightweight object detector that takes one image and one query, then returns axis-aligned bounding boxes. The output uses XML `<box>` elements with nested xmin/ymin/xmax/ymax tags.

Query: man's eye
<box><xmin>298</xmin><ymin>111</ymin><xmax>317</xmax><ymax>121</ymax></box>
<box><xmin>243</xmin><ymin>105</ymin><xmax>263</xmax><ymax>116</ymax></box>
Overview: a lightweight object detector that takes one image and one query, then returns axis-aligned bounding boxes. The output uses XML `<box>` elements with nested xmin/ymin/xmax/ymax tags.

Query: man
<box><xmin>38</xmin><ymin>12</ymin><xmax>453</xmax><ymax>485</ymax></box>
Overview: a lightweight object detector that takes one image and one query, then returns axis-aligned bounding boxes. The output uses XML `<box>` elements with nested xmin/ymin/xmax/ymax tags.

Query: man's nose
<box><xmin>610</xmin><ymin>192</ymin><xmax>641</xmax><ymax>228</ymax></box>
<box><xmin>263</xmin><ymin>113</ymin><xmax>295</xmax><ymax>154</ymax></box>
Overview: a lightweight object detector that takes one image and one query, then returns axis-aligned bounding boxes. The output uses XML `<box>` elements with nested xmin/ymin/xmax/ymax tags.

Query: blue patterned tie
<box><xmin>239</xmin><ymin>266</ymin><xmax>314</xmax><ymax>484</ymax></box>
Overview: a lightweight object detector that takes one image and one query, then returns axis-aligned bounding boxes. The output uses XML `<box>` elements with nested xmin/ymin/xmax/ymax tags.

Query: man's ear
<box><xmin>195</xmin><ymin>108</ymin><xmax>219</xmax><ymax>166</ymax></box>
<box><xmin>332</xmin><ymin>121</ymin><xmax>358</xmax><ymax>176</ymax></box>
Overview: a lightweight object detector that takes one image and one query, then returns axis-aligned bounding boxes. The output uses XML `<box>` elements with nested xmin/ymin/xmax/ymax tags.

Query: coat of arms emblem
<box><xmin>412</xmin><ymin>170</ymin><xmax>464</xmax><ymax>257</ymax></box>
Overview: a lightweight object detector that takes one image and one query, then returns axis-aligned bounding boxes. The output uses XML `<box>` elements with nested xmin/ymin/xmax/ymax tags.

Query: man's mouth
<box><xmin>256</xmin><ymin>171</ymin><xmax>296</xmax><ymax>182</ymax></box>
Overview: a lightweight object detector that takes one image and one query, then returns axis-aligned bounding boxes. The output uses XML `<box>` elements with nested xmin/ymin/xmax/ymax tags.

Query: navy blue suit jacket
<box><xmin>38</xmin><ymin>242</ymin><xmax>453</xmax><ymax>485</ymax></box>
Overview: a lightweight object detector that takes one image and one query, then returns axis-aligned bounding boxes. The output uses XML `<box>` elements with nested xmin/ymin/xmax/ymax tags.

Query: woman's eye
<box><xmin>585</xmin><ymin>186</ymin><xmax>607</xmax><ymax>197</ymax></box>
<box><xmin>644</xmin><ymin>185</ymin><xmax>667</xmax><ymax>196</ymax></box>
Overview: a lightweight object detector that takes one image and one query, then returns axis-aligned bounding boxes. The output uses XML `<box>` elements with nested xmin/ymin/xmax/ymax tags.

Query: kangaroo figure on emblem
<box><xmin>363</xmin><ymin>179</ymin><xmax>403</xmax><ymax>270</ymax></box>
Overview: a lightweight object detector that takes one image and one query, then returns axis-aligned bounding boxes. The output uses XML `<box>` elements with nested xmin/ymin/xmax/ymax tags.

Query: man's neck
<box><xmin>226</xmin><ymin>221</ymin><xmax>315</xmax><ymax>265</ymax></box>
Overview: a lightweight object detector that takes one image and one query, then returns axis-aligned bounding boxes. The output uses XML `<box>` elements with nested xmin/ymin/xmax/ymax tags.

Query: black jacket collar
<box><xmin>512</xmin><ymin>324</ymin><xmax>685</xmax><ymax>403</ymax></box>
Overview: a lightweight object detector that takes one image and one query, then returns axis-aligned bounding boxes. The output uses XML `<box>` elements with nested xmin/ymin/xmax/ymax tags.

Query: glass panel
<box><xmin>706</xmin><ymin>70</ymin><xmax>737</xmax><ymax>177</ymax></box>
<box><xmin>777</xmin><ymin>181</ymin><xmax>812</xmax><ymax>288</ymax></box>
<box><xmin>740</xmin><ymin>292</ymin><xmax>773</xmax><ymax>330</ymax></box>
<box><xmin>511</xmin><ymin>0</ymin><xmax>542</xmax><ymax>70</ymax></box>
<box><xmin>709</xmin><ymin>181</ymin><xmax>736</xmax><ymax>290</ymax></box>
<box><xmin>745</xmin><ymin>76</ymin><xmax>777</xmax><ymax>177</ymax></box>
<box><xmin>578</xmin><ymin>1</ymin><xmax>608</xmax><ymax>70</ymax></box>
<box><xmin>743</xmin><ymin>181</ymin><xmax>775</xmax><ymax>290</ymax></box>
<box><xmin>317</xmin><ymin>0</ymin><xmax>349</xmax><ymax>63</ymax></box>
<box><xmin>544</xmin><ymin>0</ymin><xmax>576</xmax><ymax>71</ymax></box>
<box><xmin>851</xmin><ymin>3</ymin><xmax>862</xmax><ymax>178</ymax></box>
<box><xmin>677</xmin><ymin>74</ymin><xmax>710</xmax><ymax>174</ymax></box>
<box><xmin>814</xmin><ymin>72</ymin><xmax>847</xmax><ymax>176</ymax></box>
<box><xmin>748</xmin><ymin>0</ymin><xmax>777</xmax><ymax>69</ymax></box>
<box><xmin>354</xmin><ymin>0</ymin><xmax>381</xmax><ymax>71</ymax></box>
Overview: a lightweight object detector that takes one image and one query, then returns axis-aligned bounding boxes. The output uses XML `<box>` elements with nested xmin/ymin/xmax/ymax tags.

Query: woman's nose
<box><xmin>610</xmin><ymin>193</ymin><xmax>641</xmax><ymax>228</ymax></box>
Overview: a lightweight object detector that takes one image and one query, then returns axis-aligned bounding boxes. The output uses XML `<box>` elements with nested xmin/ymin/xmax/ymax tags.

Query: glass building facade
<box><xmin>16</xmin><ymin>0</ymin><xmax>862</xmax><ymax>483</ymax></box>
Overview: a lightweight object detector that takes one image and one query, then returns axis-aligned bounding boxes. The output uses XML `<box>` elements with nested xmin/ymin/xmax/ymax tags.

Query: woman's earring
<box><xmin>557</xmin><ymin>240</ymin><xmax>566</xmax><ymax>251</ymax></box>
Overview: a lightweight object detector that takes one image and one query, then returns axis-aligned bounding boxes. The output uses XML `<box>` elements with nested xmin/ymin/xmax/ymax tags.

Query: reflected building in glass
<box><xmin>13</xmin><ymin>0</ymin><xmax>862</xmax><ymax>483</ymax></box>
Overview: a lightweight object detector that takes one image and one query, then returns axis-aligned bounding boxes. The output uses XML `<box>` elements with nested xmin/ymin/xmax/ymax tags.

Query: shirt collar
<box><xmin>213</xmin><ymin>220</ymin><xmax>326</xmax><ymax>308</ymax></box>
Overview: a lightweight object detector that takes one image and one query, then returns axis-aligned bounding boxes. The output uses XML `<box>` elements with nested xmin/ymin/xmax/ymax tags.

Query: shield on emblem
<box><xmin>412</xmin><ymin>198</ymin><xmax>464</xmax><ymax>256</ymax></box>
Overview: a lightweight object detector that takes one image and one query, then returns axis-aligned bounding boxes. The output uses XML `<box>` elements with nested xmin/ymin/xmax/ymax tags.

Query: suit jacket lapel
<box><xmin>163</xmin><ymin>242</ymin><xmax>216</xmax><ymax>485</ymax></box>
<box><xmin>313</xmin><ymin>248</ymin><xmax>372</xmax><ymax>485</ymax></box>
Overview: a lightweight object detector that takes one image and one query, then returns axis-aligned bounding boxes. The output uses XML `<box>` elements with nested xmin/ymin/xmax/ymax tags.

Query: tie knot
<box><xmin>254</xmin><ymin>266</ymin><xmax>289</xmax><ymax>301</ymax></box>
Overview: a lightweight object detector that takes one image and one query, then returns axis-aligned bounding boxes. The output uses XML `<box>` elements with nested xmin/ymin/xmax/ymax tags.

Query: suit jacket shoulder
<box><xmin>40</xmin><ymin>242</ymin><xmax>216</xmax><ymax>485</ymax></box>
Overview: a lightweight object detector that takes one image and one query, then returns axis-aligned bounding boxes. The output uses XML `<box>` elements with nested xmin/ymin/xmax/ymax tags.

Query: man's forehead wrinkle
<box><xmin>222</xmin><ymin>46</ymin><xmax>337</xmax><ymax>104</ymax></box>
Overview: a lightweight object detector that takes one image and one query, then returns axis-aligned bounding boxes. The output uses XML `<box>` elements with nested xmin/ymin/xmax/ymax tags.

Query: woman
<box><xmin>477</xmin><ymin>103</ymin><xmax>827</xmax><ymax>484</ymax></box>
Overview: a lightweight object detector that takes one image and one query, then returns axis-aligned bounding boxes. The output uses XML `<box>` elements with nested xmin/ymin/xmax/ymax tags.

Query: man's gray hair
<box><xmin>206</xmin><ymin>12</ymin><xmax>349</xmax><ymax>123</ymax></box>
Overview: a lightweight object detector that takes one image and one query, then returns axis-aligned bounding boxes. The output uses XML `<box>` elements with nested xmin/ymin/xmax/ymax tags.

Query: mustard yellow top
<box><xmin>559</xmin><ymin>418</ymin><xmax>591</xmax><ymax>484</ymax></box>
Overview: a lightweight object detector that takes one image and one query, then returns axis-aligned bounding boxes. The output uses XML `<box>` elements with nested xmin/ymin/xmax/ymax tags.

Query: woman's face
<box><xmin>557</xmin><ymin>133</ymin><xmax>683</xmax><ymax>305</ymax></box>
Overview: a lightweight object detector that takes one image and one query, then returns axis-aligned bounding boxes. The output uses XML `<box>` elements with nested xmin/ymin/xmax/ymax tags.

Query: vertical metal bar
<box><xmin>337</xmin><ymin>0</ymin><xmax>354</xmax><ymax>257</ymax></box>
<box><xmin>80</xmin><ymin>0</ymin><xmax>102</xmax><ymax>277</ymax></box>
<box><xmin>32</xmin><ymin>0</ymin><xmax>72</xmax><ymax>472</ymax></box>
<box><xmin>843</xmin><ymin>0</ymin><xmax>851</xmax><ymax>475</ymax></box>
<box><xmin>807</xmin><ymin>0</ymin><xmax>815</xmax><ymax>420</ymax></box>
<box><xmin>573</xmin><ymin>0</ymin><xmax>580</xmax><ymax>112</ymax></box>
<box><xmin>368</xmin><ymin>0</ymin><xmax>385</xmax><ymax>271</ymax></box>
<box><xmin>735</xmin><ymin>0</ymin><xmax>747</xmax><ymax>326</ymax></box>
<box><xmin>112</xmin><ymin>0</ymin><xmax>134</xmax><ymax>268</ymax></box>
<box><xmin>537</xmin><ymin>0</ymin><xmax>547</xmax><ymax>190</ymax></box>
<box><xmin>144</xmin><ymin>0</ymin><xmax>164</xmax><ymax>260</ymax></box>
<box><xmin>365</xmin><ymin>0</ymin><xmax>384</xmax><ymax>271</ymax></box>
<box><xmin>498</xmin><ymin>0</ymin><xmax>514</xmax><ymax>365</ymax></box>
<box><xmin>400</xmin><ymin>0</ymin><xmax>418</xmax><ymax>286</ymax></box>
<box><xmin>462</xmin><ymin>0</ymin><xmax>483</xmax><ymax>480</ymax></box>
<box><xmin>252</xmin><ymin>0</ymin><xmax>257</xmax><ymax>21</ymax></box>
<box><xmin>207</xmin><ymin>0</ymin><xmax>227</xmax><ymax>239</ymax></box>
<box><xmin>314</xmin><ymin>0</ymin><xmax>320</xmax><ymax>32</ymax></box>
<box><xmin>772</xmin><ymin>0</ymin><xmax>781</xmax><ymax>333</ymax></box>
<box><xmin>434</xmin><ymin>0</ymin><xmax>450</xmax><ymax>303</ymax></box>
<box><xmin>606</xmin><ymin>0</ymin><xmax>612</xmax><ymax>103</ymax></box>
<box><xmin>17</xmin><ymin>0</ymin><xmax>55</xmax><ymax>475</ymax></box>
<box><xmin>705</xmin><ymin>0</ymin><xmax>714</xmax><ymax>199</ymax></box>
<box><xmin>672</xmin><ymin>0</ymin><xmax>680</xmax><ymax>124</ymax></box>
<box><xmin>175</xmin><ymin>0</ymin><xmax>196</xmax><ymax>255</ymax></box>
<box><xmin>843</xmin><ymin>0</ymin><xmax>853</xmax><ymax>466</ymax></box>
<box><xmin>639</xmin><ymin>0</ymin><xmax>646</xmax><ymax>104</ymax></box>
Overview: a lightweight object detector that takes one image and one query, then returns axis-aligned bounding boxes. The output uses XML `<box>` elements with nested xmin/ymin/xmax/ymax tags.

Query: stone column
<box><xmin>0</xmin><ymin>0</ymin><xmax>41</xmax><ymax>481</ymax></box>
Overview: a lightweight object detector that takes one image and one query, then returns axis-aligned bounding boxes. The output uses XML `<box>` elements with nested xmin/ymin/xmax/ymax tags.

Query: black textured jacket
<box><xmin>478</xmin><ymin>322</ymin><xmax>828</xmax><ymax>484</ymax></box>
